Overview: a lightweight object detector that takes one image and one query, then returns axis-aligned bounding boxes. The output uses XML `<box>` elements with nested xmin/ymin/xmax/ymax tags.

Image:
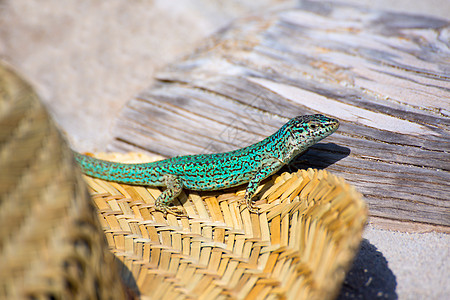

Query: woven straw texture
<box><xmin>85</xmin><ymin>152</ymin><xmax>367</xmax><ymax>300</ymax></box>
<box><xmin>0</xmin><ymin>63</ymin><xmax>127</xmax><ymax>299</ymax></box>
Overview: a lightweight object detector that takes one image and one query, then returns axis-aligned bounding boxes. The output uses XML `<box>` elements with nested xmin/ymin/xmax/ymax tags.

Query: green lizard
<box><xmin>75</xmin><ymin>114</ymin><xmax>339</xmax><ymax>214</ymax></box>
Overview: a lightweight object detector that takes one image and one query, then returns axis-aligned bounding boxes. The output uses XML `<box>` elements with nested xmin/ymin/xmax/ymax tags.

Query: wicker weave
<box><xmin>0</xmin><ymin>63</ymin><xmax>127</xmax><ymax>299</ymax></box>
<box><xmin>85</xmin><ymin>152</ymin><xmax>367</xmax><ymax>300</ymax></box>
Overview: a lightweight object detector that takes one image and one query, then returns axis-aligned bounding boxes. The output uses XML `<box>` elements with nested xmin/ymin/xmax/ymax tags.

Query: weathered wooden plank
<box><xmin>110</xmin><ymin>2</ymin><xmax>450</xmax><ymax>227</ymax></box>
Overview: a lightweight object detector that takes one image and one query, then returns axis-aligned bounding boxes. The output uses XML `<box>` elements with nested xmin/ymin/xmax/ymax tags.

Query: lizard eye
<box><xmin>310</xmin><ymin>124</ymin><xmax>317</xmax><ymax>129</ymax></box>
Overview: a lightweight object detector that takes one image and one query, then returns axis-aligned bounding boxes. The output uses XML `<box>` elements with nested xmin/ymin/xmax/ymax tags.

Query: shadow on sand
<box><xmin>337</xmin><ymin>239</ymin><xmax>398</xmax><ymax>299</ymax></box>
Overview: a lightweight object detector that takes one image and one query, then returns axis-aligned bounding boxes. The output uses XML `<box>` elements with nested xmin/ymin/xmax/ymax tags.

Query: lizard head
<box><xmin>285</xmin><ymin>114</ymin><xmax>339</xmax><ymax>149</ymax></box>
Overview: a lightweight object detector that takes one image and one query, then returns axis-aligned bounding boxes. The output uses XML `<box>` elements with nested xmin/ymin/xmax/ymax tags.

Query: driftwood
<box><xmin>110</xmin><ymin>2</ymin><xmax>450</xmax><ymax>227</ymax></box>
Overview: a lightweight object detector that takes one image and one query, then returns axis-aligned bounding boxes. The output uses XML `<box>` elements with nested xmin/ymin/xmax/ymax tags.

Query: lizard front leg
<box><xmin>155</xmin><ymin>174</ymin><xmax>185</xmax><ymax>215</ymax></box>
<box><xmin>243</xmin><ymin>158</ymin><xmax>284</xmax><ymax>213</ymax></box>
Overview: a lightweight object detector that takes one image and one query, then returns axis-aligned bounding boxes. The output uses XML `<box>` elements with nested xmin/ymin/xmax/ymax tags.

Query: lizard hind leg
<box><xmin>155</xmin><ymin>174</ymin><xmax>185</xmax><ymax>215</ymax></box>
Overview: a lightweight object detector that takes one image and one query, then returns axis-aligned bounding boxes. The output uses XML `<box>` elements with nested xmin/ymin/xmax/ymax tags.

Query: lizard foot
<box><xmin>155</xmin><ymin>204</ymin><xmax>186</xmax><ymax>216</ymax></box>
<box><xmin>246</xmin><ymin>203</ymin><xmax>260</xmax><ymax>214</ymax></box>
<box><xmin>239</xmin><ymin>197</ymin><xmax>259</xmax><ymax>214</ymax></box>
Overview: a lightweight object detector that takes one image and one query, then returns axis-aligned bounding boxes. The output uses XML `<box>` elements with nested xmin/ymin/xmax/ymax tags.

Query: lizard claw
<box><xmin>246</xmin><ymin>203</ymin><xmax>260</xmax><ymax>214</ymax></box>
<box><xmin>242</xmin><ymin>197</ymin><xmax>259</xmax><ymax>214</ymax></box>
<box><xmin>155</xmin><ymin>204</ymin><xmax>186</xmax><ymax>216</ymax></box>
<box><xmin>246</xmin><ymin>205</ymin><xmax>259</xmax><ymax>214</ymax></box>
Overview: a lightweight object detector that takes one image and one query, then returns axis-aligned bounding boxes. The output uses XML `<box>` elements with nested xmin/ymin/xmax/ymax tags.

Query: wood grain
<box><xmin>110</xmin><ymin>2</ymin><xmax>450</xmax><ymax>227</ymax></box>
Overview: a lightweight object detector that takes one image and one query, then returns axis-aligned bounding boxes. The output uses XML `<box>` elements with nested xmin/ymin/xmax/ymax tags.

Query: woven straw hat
<box><xmin>0</xmin><ymin>63</ymin><xmax>128</xmax><ymax>299</ymax></box>
<box><xmin>84</xmin><ymin>152</ymin><xmax>367</xmax><ymax>300</ymax></box>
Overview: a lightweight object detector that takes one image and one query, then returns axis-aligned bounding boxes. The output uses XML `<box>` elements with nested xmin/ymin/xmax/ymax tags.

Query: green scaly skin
<box><xmin>75</xmin><ymin>114</ymin><xmax>339</xmax><ymax>214</ymax></box>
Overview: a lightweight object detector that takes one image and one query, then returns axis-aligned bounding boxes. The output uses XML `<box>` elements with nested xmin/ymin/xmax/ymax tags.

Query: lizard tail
<box><xmin>73</xmin><ymin>152</ymin><xmax>161</xmax><ymax>186</ymax></box>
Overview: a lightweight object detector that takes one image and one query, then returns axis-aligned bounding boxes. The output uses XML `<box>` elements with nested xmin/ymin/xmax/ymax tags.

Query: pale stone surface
<box><xmin>363</xmin><ymin>226</ymin><xmax>449</xmax><ymax>299</ymax></box>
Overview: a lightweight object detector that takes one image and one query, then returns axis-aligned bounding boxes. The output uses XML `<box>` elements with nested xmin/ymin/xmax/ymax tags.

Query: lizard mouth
<box><xmin>307</xmin><ymin>115</ymin><xmax>340</xmax><ymax>143</ymax></box>
<box><xmin>325</xmin><ymin>118</ymin><xmax>340</xmax><ymax>133</ymax></box>
<box><xmin>313</xmin><ymin>115</ymin><xmax>339</xmax><ymax>134</ymax></box>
